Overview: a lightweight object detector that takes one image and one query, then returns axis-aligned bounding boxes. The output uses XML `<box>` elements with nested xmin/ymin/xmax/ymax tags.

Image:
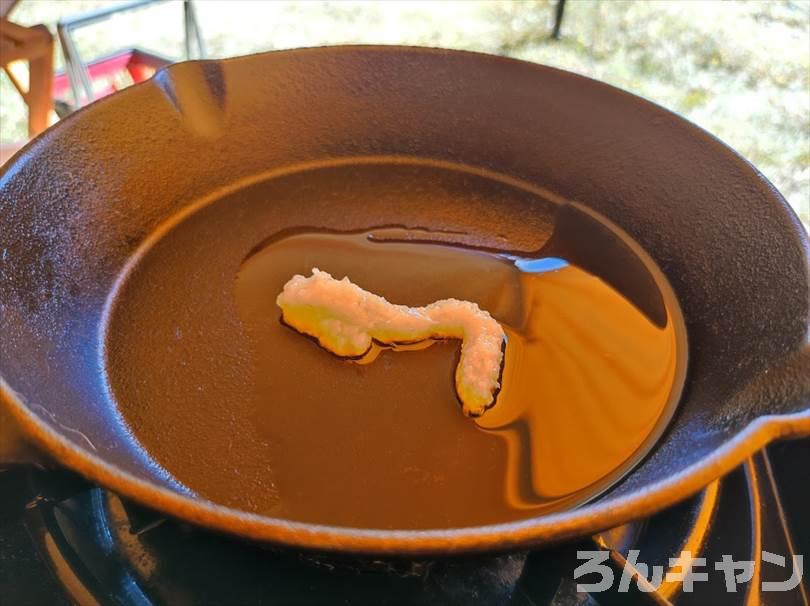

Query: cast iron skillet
<box><xmin>0</xmin><ymin>47</ymin><xmax>808</xmax><ymax>555</ymax></box>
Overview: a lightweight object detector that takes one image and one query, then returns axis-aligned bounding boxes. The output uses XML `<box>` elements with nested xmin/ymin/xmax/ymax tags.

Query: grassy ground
<box><xmin>2</xmin><ymin>0</ymin><xmax>808</xmax><ymax>226</ymax></box>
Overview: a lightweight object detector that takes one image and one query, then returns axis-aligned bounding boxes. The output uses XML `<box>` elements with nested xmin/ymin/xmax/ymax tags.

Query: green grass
<box><xmin>2</xmin><ymin>0</ymin><xmax>808</xmax><ymax>226</ymax></box>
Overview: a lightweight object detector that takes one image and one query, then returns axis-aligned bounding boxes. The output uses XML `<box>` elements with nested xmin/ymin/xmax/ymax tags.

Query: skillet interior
<box><xmin>99</xmin><ymin>158</ymin><xmax>687</xmax><ymax>529</ymax></box>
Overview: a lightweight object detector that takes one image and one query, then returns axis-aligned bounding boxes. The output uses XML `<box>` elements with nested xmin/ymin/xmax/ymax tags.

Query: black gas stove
<box><xmin>1</xmin><ymin>438</ymin><xmax>807</xmax><ymax>606</ymax></box>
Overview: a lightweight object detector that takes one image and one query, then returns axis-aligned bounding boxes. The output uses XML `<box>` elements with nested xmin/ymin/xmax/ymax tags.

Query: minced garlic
<box><xmin>276</xmin><ymin>268</ymin><xmax>505</xmax><ymax>416</ymax></box>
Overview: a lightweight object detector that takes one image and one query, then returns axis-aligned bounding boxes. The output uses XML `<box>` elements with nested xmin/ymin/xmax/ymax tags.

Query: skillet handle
<box><xmin>0</xmin><ymin>404</ymin><xmax>90</xmax><ymax>522</ymax></box>
<box><xmin>734</xmin><ymin>344</ymin><xmax>810</xmax><ymax>429</ymax></box>
<box><xmin>0</xmin><ymin>403</ymin><xmax>53</xmax><ymax>468</ymax></box>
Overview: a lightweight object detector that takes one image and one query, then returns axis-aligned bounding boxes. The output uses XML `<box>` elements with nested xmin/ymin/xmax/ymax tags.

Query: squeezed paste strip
<box><xmin>276</xmin><ymin>268</ymin><xmax>506</xmax><ymax>416</ymax></box>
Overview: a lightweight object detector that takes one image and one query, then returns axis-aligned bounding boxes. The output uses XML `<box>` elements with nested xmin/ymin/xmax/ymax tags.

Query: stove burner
<box><xmin>1</xmin><ymin>440</ymin><xmax>807</xmax><ymax>605</ymax></box>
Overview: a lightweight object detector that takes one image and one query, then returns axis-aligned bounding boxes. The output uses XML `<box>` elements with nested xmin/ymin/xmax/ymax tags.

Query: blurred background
<box><xmin>1</xmin><ymin>0</ymin><xmax>808</xmax><ymax>228</ymax></box>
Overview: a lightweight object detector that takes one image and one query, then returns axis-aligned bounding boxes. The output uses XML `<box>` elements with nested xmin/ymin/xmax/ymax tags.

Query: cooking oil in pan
<box><xmin>103</xmin><ymin>161</ymin><xmax>686</xmax><ymax>530</ymax></box>
<box><xmin>233</xmin><ymin>224</ymin><xmax>684</xmax><ymax>526</ymax></box>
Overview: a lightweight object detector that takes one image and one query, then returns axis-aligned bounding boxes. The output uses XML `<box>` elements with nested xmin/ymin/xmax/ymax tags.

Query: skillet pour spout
<box><xmin>1</xmin><ymin>47</ymin><xmax>808</xmax><ymax>555</ymax></box>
